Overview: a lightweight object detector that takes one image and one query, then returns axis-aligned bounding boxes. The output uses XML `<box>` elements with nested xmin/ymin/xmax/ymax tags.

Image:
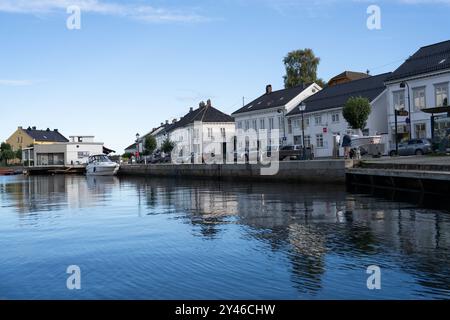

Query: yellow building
<box><xmin>6</xmin><ymin>126</ymin><xmax>69</xmax><ymax>151</ymax></box>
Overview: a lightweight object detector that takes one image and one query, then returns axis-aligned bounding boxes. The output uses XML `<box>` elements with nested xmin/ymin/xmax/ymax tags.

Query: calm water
<box><xmin>1</xmin><ymin>175</ymin><xmax>449</xmax><ymax>300</ymax></box>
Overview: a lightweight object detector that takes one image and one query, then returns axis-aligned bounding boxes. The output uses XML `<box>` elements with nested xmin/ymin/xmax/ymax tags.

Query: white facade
<box><xmin>23</xmin><ymin>137</ymin><xmax>104</xmax><ymax>166</ymax></box>
<box><xmin>385</xmin><ymin>70</ymin><xmax>450</xmax><ymax>148</ymax></box>
<box><xmin>233</xmin><ymin>83</ymin><xmax>322</xmax><ymax>150</ymax></box>
<box><xmin>286</xmin><ymin>90</ymin><xmax>389</xmax><ymax>158</ymax></box>
<box><xmin>170</xmin><ymin>121</ymin><xmax>236</xmax><ymax>163</ymax></box>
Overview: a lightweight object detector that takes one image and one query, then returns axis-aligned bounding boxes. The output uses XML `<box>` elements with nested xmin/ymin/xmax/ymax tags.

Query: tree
<box><xmin>161</xmin><ymin>138</ymin><xmax>175</xmax><ymax>154</ymax></box>
<box><xmin>342</xmin><ymin>97</ymin><xmax>371</xmax><ymax>132</ymax></box>
<box><xmin>143</xmin><ymin>136</ymin><xmax>157</xmax><ymax>155</ymax></box>
<box><xmin>283</xmin><ymin>48</ymin><xmax>325</xmax><ymax>89</ymax></box>
<box><xmin>16</xmin><ymin>148</ymin><xmax>22</xmax><ymax>161</ymax></box>
<box><xmin>0</xmin><ymin>143</ymin><xmax>15</xmax><ymax>166</ymax></box>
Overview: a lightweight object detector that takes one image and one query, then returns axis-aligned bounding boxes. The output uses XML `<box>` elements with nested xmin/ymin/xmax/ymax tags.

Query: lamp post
<box><xmin>400</xmin><ymin>81</ymin><xmax>412</xmax><ymax>140</ymax></box>
<box><xmin>394</xmin><ymin>106</ymin><xmax>399</xmax><ymax>156</ymax></box>
<box><xmin>298</xmin><ymin>102</ymin><xmax>306</xmax><ymax>160</ymax></box>
<box><xmin>136</xmin><ymin>133</ymin><xmax>140</xmax><ymax>163</ymax></box>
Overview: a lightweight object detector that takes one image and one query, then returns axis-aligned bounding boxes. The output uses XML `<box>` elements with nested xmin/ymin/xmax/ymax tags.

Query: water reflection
<box><xmin>0</xmin><ymin>175</ymin><xmax>449</xmax><ymax>299</ymax></box>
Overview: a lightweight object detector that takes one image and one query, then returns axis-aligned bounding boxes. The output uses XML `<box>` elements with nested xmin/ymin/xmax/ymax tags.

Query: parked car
<box><xmin>279</xmin><ymin>145</ymin><xmax>302</xmax><ymax>161</ymax></box>
<box><xmin>389</xmin><ymin>139</ymin><xmax>433</xmax><ymax>157</ymax></box>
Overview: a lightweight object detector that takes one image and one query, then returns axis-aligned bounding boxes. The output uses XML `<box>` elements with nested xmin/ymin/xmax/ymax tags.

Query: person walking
<box><xmin>342</xmin><ymin>133</ymin><xmax>352</xmax><ymax>159</ymax></box>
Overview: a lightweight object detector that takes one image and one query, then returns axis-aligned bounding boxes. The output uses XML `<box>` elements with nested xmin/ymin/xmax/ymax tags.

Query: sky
<box><xmin>0</xmin><ymin>0</ymin><xmax>449</xmax><ymax>153</ymax></box>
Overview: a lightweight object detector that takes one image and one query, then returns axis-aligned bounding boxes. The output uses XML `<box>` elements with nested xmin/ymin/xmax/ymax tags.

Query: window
<box><xmin>435</xmin><ymin>83</ymin><xmax>449</xmax><ymax>107</ymax></box>
<box><xmin>193</xmin><ymin>129</ymin><xmax>200</xmax><ymax>139</ymax></box>
<box><xmin>237</xmin><ymin>121</ymin><xmax>242</xmax><ymax>129</ymax></box>
<box><xmin>244</xmin><ymin>120</ymin><xmax>250</xmax><ymax>131</ymax></box>
<box><xmin>331</xmin><ymin>113</ymin><xmax>340</xmax><ymax>123</ymax></box>
<box><xmin>292</xmin><ymin>119</ymin><xmax>300</xmax><ymax>129</ymax></box>
<box><xmin>414</xmin><ymin>123</ymin><xmax>427</xmax><ymax>139</ymax></box>
<box><xmin>314</xmin><ymin>115</ymin><xmax>322</xmax><ymax>126</ymax></box>
<box><xmin>207</xmin><ymin>128</ymin><xmax>213</xmax><ymax>139</ymax></box>
<box><xmin>316</xmin><ymin>134</ymin><xmax>324</xmax><ymax>148</ymax></box>
<box><xmin>252</xmin><ymin>119</ymin><xmax>257</xmax><ymax>130</ymax></box>
<box><xmin>393</xmin><ymin>90</ymin><xmax>405</xmax><ymax>111</ymax></box>
<box><xmin>260</xmin><ymin>119</ymin><xmax>265</xmax><ymax>130</ymax></box>
<box><xmin>220</xmin><ymin>128</ymin><xmax>226</xmax><ymax>138</ymax></box>
<box><xmin>269</xmin><ymin>118</ymin><xmax>274</xmax><ymax>130</ymax></box>
<box><xmin>287</xmin><ymin>119</ymin><xmax>292</xmax><ymax>134</ymax></box>
<box><xmin>78</xmin><ymin>151</ymin><xmax>90</xmax><ymax>159</ymax></box>
<box><xmin>413</xmin><ymin>87</ymin><xmax>426</xmax><ymax>111</ymax></box>
<box><xmin>304</xmin><ymin>135</ymin><xmax>311</xmax><ymax>147</ymax></box>
<box><xmin>305</xmin><ymin>117</ymin><xmax>310</xmax><ymax>127</ymax></box>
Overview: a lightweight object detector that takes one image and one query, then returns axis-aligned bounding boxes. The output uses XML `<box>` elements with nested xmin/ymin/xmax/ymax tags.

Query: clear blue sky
<box><xmin>1</xmin><ymin>0</ymin><xmax>449</xmax><ymax>152</ymax></box>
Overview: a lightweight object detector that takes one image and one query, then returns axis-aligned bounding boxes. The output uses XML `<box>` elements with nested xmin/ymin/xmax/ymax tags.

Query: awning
<box><xmin>421</xmin><ymin>106</ymin><xmax>450</xmax><ymax>114</ymax></box>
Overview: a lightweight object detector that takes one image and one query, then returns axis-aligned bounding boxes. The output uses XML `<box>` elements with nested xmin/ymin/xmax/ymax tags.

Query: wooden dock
<box><xmin>24</xmin><ymin>165</ymin><xmax>86</xmax><ymax>175</ymax></box>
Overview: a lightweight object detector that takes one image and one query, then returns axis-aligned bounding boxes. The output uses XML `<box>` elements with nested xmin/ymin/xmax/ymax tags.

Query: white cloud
<box><xmin>0</xmin><ymin>79</ymin><xmax>34</xmax><ymax>86</ymax></box>
<box><xmin>0</xmin><ymin>0</ymin><xmax>210</xmax><ymax>23</ymax></box>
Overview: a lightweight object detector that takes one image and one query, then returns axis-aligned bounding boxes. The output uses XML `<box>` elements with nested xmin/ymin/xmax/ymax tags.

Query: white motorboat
<box><xmin>86</xmin><ymin>154</ymin><xmax>120</xmax><ymax>176</ymax></box>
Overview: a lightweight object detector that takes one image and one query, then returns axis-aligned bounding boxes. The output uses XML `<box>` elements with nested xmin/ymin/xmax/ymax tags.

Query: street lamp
<box><xmin>400</xmin><ymin>81</ymin><xmax>412</xmax><ymax>140</ymax></box>
<box><xmin>298</xmin><ymin>102</ymin><xmax>306</xmax><ymax>160</ymax></box>
<box><xmin>136</xmin><ymin>133</ymin><xmax>140</xmax><ymax>162</ymax></box>
<box><xmin>394</xmin><ymin>105</ymin><xmax>400</xmax><ymax>156</ymax></box>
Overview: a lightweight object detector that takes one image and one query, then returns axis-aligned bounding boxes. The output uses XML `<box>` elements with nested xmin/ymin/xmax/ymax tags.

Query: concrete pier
<box><xmin>346</xmin><ymin>156</ymin><xmax>450</xmax><ymax>195</ymax></box>
<box><xmin>119</xmin><ymin>160</ymin><xmax>355</xmax><ymax>183</ymax></box>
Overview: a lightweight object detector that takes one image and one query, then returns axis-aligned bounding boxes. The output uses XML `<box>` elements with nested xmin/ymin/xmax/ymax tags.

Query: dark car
<box><xmin>390</xmin><ymin>139</ymin><xmax>433</xmax><ymax>157</ymax></box>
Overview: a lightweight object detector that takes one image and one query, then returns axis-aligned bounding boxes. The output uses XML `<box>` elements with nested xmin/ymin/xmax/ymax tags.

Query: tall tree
<box><xmin>0</xmin><ymin>143</ymin><xmax>15</xmax><ymax>166</ymax></box>
<box><xmin>283</xmin><ymin>48</ymin><xmax>325</xmax><ymax>88</ymax></box>
<box><xmin>342</xmin><ymin>97</ymin><xmax>371</xmax><ymax>132</ymax></box>
<box><xmin>143</xmin><ymin>136</ymin><xmax>157</xmax><ymax>155</ymax></box>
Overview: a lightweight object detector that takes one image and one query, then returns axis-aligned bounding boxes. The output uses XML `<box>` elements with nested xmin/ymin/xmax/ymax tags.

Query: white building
<box><xmin>23</xmin><ymin>135</ymin><xmax>104</xmax><ymax>166</ymax></box>
<box><xmin>285</xmin><ymin>73</ymin><xmax>391</xmax><ymax>158</ymax></box>
<box><xmin>154</xmin><ymin>100</ymin><xmax>236</xmax><ymax>163</ymax></box>
<box><xmin>384</xmin><ymin>40</ymin><xmax>450</xmax><ymax>147</ymax></box>
<box><xmin>231</xmin><ymin>83</ymin><xmax>322</xmax><ymax>151</ymax></box>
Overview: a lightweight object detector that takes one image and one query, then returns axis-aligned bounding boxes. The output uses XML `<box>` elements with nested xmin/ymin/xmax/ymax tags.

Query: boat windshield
<box><xmin>89</xmin><ymin>155</ymin><xmax>112</xmax><ymax>163</ymax></box>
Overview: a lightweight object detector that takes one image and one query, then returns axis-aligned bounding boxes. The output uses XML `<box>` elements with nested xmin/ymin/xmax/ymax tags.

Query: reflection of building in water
<box><xmin>0</xmin><ymin>175</ymin><xmax>119</xmax><ymax>215</ymax></box>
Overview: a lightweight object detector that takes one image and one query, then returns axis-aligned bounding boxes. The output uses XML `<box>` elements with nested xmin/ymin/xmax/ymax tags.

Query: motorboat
<box><xmin>86</xmin><ymin>154</ymin><xmax>120</xmax><ymax>176</ymax></box>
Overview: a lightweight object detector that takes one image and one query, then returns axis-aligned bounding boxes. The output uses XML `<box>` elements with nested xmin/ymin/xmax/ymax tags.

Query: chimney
<box><xmin>54</xmin><ymin>129</ymin><xmax>58</xmax><ymax>132</ymax></box>
<box><xmin>172</xmin><ymin>119</ymin><xmax>177</xmax><ymax>124</ymax></box>
<box><xmin>166</xmin><ymin>120</ymin><xmax>169</xmax><ymax>124</ymax></box>
<box><xmin>32</xmin><ymin>126</ymin><xmax>36</xmax><ymax>130</ymax></box>
<box><xmin>206</xmin><ymin>99</ymin><xmax>212</xmax><ymax>107</ymax></box>
<box><xmin>161</xmin><ymin>122</ymin><xmax>164</xmax><ymax>126</ymax></box>
<box><xmin>266</xmin><ymin>84</ymin><xmax>272</xmax><ymax>95</ymax></box>
<box><xmin>18</xmin><ymin>126</ymin><xmax>23</xmax><ymax>130</ymax></box>
<box><xmin>46</xmin><ymin>128</ymin><xmax>50</xmax><ymax>132</ymax></box>
<box><xmin>189</xmin><ymin>107</ymin><xmax>193</xmax><ymax>112</ymax></box>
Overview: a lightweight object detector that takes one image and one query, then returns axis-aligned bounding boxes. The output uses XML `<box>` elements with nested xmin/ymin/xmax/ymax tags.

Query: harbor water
<box><xmin>0</xmin><ymin>175</ymin><xmax>449</xmax><ymax>299</ymax></box>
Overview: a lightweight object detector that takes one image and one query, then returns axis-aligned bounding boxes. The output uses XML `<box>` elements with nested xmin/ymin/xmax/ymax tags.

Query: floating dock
<box><xmin>24</xmin><ymin>165</ymin><xmax>86</xmax><ymax>175</ymax></box>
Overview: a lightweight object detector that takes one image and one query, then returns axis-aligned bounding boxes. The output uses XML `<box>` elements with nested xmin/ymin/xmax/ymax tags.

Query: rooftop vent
<box><xmin>266</xmin><ymin>84</ymin><xmax>272</xmax><ymax>95</ymax></box>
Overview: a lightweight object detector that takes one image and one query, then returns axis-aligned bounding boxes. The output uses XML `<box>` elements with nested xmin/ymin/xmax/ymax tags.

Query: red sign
<box><xmin>323</xmin><ymin>127</ymin><xmax>328</xmax><ymax>133</ymax></box>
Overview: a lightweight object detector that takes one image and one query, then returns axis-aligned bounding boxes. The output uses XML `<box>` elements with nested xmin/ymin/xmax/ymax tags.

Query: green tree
<box><xmin>283</xmin><ymin>48</ymin><xmax>325</xmax><ymax>89</ymax></box>
<box><xmin>161</xmin><ymin>138</ymin><xmax>175</xmax><ymax>154</ymax></box>
<box><xmin>143</xmin><ymin>136</ymin><xmax>157</xmax><ymax>155</ymax></box>
<box><xmin>0</xmin><ymin>143</ymin><xmax>15</xmax><ymax>166</ymax></box>
<box><xmin>342</xmin><ymin>97</ymin><xmax>371</xmax><ymax>131</ymax></box>
<box><xmin>16</xmin><ymin>148</ymin><xmax>22</xmax><ymax>161</ymax></box>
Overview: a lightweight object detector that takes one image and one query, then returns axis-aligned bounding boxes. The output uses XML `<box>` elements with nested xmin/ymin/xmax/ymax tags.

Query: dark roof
<box><xmin>124</xmin><ymin>143</ymin><xmax>137</xmax><ymax>151</ymax></box>
<box><xmin>167</xmin><ymin>104</ymin><xmax>234</xmax><ymax>133</ymax></box>
<box><xmin>24</xmin><ymin>127</ymin><xmax>69</xmax><ymax>142</ymax></box>
<box><xmin>386</xmin><ymin>40</ymin><xmax>450</xmax><ymax>82</ymax></box>
<box><xmin>232</xmin><ymin>84</ymin><xmax>315</xmax><ymax>115</ymax></box>
<box><xmin>328</xmin><ymin>71</ymin><xmax>370</xmax><ymax>83</ymax></box>
<box><xmin>287</xmin><ymin>73</ymin><xmax>391</xmax><ymax>116</ymax></box>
